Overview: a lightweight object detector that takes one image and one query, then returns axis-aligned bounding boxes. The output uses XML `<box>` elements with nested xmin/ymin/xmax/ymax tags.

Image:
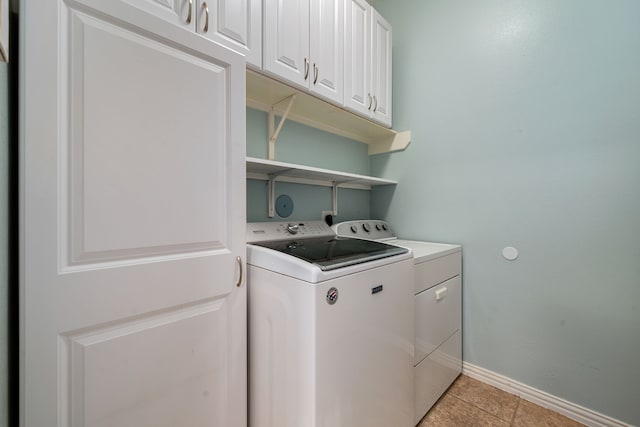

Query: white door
<box><xmin>309</xmin><ymin>0</ymin><xmax>344</xmax><ymax>104</ymax></box>
<box><xmin>202</xmin><ymin>0</ymin><xmax>263</xmax><ymax>69</ymax></box>
<box><xmin>371</xmin><ymin>7</ymin><xmax>392</xmax><ymax>127</ymax></box>
<box><xmin>21</xmin><ymin>1</ymin><xmax>247</xmax><ymax>426</ymax></box>
<box><xmin>263</xmin><ymin>0</ymin><xmax>310</xmax><ymax>89</ymax></box>
<box><xmin>344</xmin><ymin>0</ymin><xmax>371</xmax><ymax>117</ymax></box>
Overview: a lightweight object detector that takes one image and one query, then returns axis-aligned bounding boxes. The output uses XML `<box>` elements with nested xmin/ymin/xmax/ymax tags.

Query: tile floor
<box><xmin>418</xmin><ymin>375</ymin><xmax>586</xmax><ymax>427</ymax></box>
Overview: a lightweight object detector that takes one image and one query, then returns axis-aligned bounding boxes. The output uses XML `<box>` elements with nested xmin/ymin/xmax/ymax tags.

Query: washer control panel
<box><xmin>332</xmin><ymin>220</ymin><xmax>396</xmax><ymax>240</ymax></box>
<box><xmin>247</xmin><ymin>221</ymin><xmax>335</xmax><ymax>243</ymax></box>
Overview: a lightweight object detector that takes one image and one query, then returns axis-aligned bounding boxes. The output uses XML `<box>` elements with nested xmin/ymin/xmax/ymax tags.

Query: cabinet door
<box><xmin>121</xmin><ymin>0</ymin><xmax>195</xmax><ymax>30</ymax></box>
<box><xmin>21</xmin><ymin>1</ymin><xmax>246</xmax><ymax>426</ymax></box>
<box><xmin>200</xmin><ymin>0</ymin><xmax>262</xmax><ymax>69</ymax></box>
<box><xmin>344</xmin><ymin>0</ymin><xmax>371</xmax><ymax>117</ymax></box>
<box><xmin>264</xmin><ymin>0</ymin><xmax>310</xmax><ymax>89</ymax></box>
<box><xmin>371</xmin><ymin>7</ymin><xmax>392</xmax><ymax>127</ymax></box>
<box><xmin>309</xmin><ymin>0</ymin><xmax>344</xmax><ymax>104</ymax></box>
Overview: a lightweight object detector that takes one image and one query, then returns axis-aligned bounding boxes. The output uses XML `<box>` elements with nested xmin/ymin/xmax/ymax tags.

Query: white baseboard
<box><xmin>462</xmin><ymin>362</ymin><xmax>631</xmax><ymax>427</ymax></box>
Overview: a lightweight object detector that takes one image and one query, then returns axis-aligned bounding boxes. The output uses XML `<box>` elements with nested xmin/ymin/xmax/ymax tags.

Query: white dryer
<box><xmin>247</xmin><ymin>221</ymin><xmax>415</xmax><ymax>427</ymax></box>
<box><xmin>333</xmin><ymin>220</ymin><xmax>463</xmax><ymax>425</ymax></box>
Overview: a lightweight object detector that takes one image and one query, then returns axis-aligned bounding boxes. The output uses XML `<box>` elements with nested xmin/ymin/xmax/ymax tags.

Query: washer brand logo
<box><xmin>326</xmin><ymin>287</ymin><xmax>339</xmax><ymax>305</ymax></box>
<box><xmin>371</xmin><ymin>285</ymin><xmax>383</xmax><ymax>295</ymax></box>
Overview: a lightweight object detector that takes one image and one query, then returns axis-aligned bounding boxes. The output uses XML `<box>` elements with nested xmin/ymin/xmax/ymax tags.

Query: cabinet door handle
<box><xmin>313</xmin><ymin>63</ymin><xmax>318</xmax><ymax>84</ymax></box>
<box><xmin>236</xmin><ymin>256</ymin><xmax>243</xmax><ymax>287</ymax></box>
<box><xmin>367</xmin><ymin>93</ymin><xmax>372</xmax><ymax>110</ymax></box>
<box><xmin>186</xmin><ymin>0</ymin><xmax>193</xmax><ymax>24</ymax></box>
<box><xmin>202</xmin><ymin>1</ymin><xmax>209</xmax><ymax>33</ymax></box>
<box><xmin>373</xmin><ymin>95</ymin><xmax>378</xmax><ymax>112</ymax></box>
<box><xmin>435</xmin><ymin>286</ymin><xmax>448</xmax><ymax>301</ymax></box>
<box><xmin>304</xmin><ymin>58</ymin><xmax>309</xmax><ymax>80</ymax></box>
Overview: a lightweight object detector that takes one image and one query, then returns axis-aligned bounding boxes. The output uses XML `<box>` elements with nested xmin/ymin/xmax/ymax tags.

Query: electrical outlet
<box><xmin>321</xmin><ymin>210</ymin><xmax>333</xmax><ymax>220</ymax></box>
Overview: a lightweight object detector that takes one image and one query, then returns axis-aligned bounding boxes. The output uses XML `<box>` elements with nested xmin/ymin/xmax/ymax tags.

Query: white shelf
<box><xmin>247</xmin><ymin>157</ymin><xmax>397</xmax><ymax>190</ymax></box>
<box><xmin>246</xmin><ymin>157</ymin><xmax>397</xmax><ymax>217</ymax></box>
<box><xmin>246</xmin><ymin>70</ymin><xmax>411</xmax><ymax>155</ymax></box>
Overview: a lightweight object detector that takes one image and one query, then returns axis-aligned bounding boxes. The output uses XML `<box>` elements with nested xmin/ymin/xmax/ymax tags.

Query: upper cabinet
<box><xmin>125</xmin><ymin>0</ymin><xmax>262</xmax><ymax>69</ymax></box>
<box><xmin>344</xmin><ymin>0</ymin><xmax>392</xmax><ymax>127</ymax></box>
<box><xmin>204</xmin><ymin>0</ymin><xmax>263</xmax><ymax>69</ymax></box>
<box><xmin>310</xmin><ymin>0</ymin><xmax>345</xmax><ymax>103</ymax></box>
<box><xmin>370</xmin><ymin>8</ymin><xmax>392</xmax><ymax>126</ymax></box>
<box><xmin>264</xmin><ymin>0</ymin><xmax>344</xmax><ymax>105</ymax></box>
<box><xmin>251</xmin><ymin>0</ymin><xmax>406</xmax><ymax>154</ymax></box>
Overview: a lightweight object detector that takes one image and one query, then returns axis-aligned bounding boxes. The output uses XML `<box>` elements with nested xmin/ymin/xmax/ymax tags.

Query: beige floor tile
<box><xmin>418</xmin><ymin>394</ymin><xmax>510</xmax><ymax>427</ymax></box>
<box><xmin>512</xmin><ymin>400</ymin><xmax>585</xmax><ymax>427</ymax></box>
<box><xmin>447</xmin><ymin>375</ymin><xmax>520</xmax><ymax>422</ymax></box>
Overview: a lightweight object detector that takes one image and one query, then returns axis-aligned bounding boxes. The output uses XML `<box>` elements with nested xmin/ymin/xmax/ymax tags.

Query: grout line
<box><xmin>453</xmin><ymin>375</ymin><xmax>520</xmax><ymax>423</ymax></box>
<box><xmin>448</xmin><ymin>393</ymin><xmax>512</xmax><ymax>425</ymax></box>
<box><xmin>433</xmin><ymin>375</ymin><xmax>588</xmax><ymax>427</ymax></box>
<box><xmin>510</xmin><ymin>398</ymin><xmax>521</xmax><ymax>426</ymax></box>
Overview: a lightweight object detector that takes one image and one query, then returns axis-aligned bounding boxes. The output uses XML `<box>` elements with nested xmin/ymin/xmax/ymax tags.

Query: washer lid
<box><xmin>251</xmin><ymin>236</ymin><xmax>409</xmax><ymax>271</ymax></box>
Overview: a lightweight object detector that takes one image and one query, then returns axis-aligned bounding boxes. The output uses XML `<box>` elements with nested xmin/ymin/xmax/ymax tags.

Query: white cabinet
<box><xmin>205</xmin><ymin>0</ymin><xmax>263</xmax><ymax>69</ymax></box>
<box><xmin>371</xmin><ymin>8</ymin><xmax>392</xmax><ymax>126</ymax></box>
<box><xmin>21</xmin><ymin>1</ymin><xmax>246</xmax><ymax>425</ymax></box>
<box><xmin>345</xmin><ymin>0</ymin><xmax>392</xmax><ymax>127</ymax></box>
<box><xmin>124</xmin><ymin>0</ymin><xmax>262</xmax><ymax>68</ymax></box>
<box><xmin>263</xmin><ymin>0</ymin><xmax>309</xmax><ymax>85</ymax></box>
<box><xmin>264</xmin><ymin>0</ymin><xmax>344</xmax><ymax>104</ymax></box>
<box><xmin>309</xmin><ymin>0</ymin><xmax>345</xmax><ymax>103</ymax></box>
<box><xmin>344</xmin><ymin>0</ymin><xmax>370</xmax><ymax>118</ymax></box>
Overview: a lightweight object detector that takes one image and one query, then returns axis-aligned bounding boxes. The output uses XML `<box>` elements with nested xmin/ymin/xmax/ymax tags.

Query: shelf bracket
<box><xmin>268</xmin><ymin>94</ymin><xmax>297</xmax><ymax>160</ymax></box>
<box><xmin>267</xmin><ymin>169</ymin><xmax>293</xmax><ymax>218</ymax></box>
<box><xmin>268</xmin><ymin>174</ymin><xmax>277</xmax><ymax>218</ymax></box>
<box><xmin>332</xmin><ymin>182</ymin><xmax>339</xmax><ymax>216</ymax></box>
<box><xmin>330</xmin><ymin>179</ymin><xmax>361</xmax><ymax>216</ymax></box>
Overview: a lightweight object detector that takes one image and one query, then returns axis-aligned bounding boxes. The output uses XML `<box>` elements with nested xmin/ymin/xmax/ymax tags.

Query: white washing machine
<box><xmin>247</xmin><ymin>221</ymin><xmax>415</xmax><ymax>427</ymax></box>
<box><xmin>333</xmin><ymin>220</ymin><xmax>463</xmax><ymax>425</ymax></box>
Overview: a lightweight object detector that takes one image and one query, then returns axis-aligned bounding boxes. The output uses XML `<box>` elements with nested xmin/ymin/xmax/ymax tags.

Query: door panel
<box><xmin>21</xmin><ymin>2</ymin><xmax>246</xmax><ymax>426</ymax></box>
<box><xmin>344</xmin><ymin>0</ymin><xmax>370</xmax><ymax>116</ymax></box>
<box><xmin>263</xmin><ymin>0</ymin><xmax>310</xmax><ymax>88</ymax></box>
<box><xmin>371</xmin><ymin>8</ymin><xmax>391</xmax><ymax>127</ymax></box>
<box><xmin>309</xmin><ymin>0</ymin><xmax>344</xmax><ymax>104</ymax></box>
<box><xmin>68</xmin><ymin>12</ymin><xmax>228</xmax><ymax>263</ymax></box>
<box><xmin>206</xmin><ymin>0</ymin><xmax>262</xmax><ymax>69</ymax></box>
<box><xmin>65</xmin><ymin>301</ymin><xmax>229</xmax><ymax>427</ymax></box>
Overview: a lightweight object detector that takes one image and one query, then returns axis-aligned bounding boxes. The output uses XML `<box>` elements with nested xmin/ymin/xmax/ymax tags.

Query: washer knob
<box><xmin>350</xmin><ymin>225</ymin><xmax>358</xmax><ymax>233</ymax></box>
<box><xmin>362</xmin><ymin>223</ymin><xmax>371</xmax><ymax>232</ymax></box>
<box><xmin>287</xmin><ymin>223</ymin><xmax>299</xmax><ymax>234</ymax></box>
<box><xmin>375</xmin><ymin>224</ymin><xmax>381</xmax><ymax>231</ymax></box>
<box><xmin>382</xmin><ymin>224</ymin><xmax>388</xmax><ymax>231</ymax></box>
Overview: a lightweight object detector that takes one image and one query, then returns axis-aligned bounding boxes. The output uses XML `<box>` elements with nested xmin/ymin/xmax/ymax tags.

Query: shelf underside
<box><xmin>246</xmin><ymin>70</ymin><xmax>411</xmax><ymax>155</ymax></box>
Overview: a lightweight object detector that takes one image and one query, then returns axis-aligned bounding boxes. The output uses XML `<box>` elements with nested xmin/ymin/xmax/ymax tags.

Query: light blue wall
<box><xmin>372</xmin><ymin>0</ymin><xmax>640</xmax><ymax>424</ymax></box>
<box><xmin>1</xmin><ymin>62</ymin><xmax>8</xmax><ymax>427</ymax></box>
<box><xmin>246</xmin><ymin>108</ymin><xmax>371</xmax><ymax>222</ymax></box>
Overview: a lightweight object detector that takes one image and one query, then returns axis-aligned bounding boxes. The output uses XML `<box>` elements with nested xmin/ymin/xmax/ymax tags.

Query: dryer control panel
<box><xmin>332</xmin><ymin>220</ymin><xmax>396</xmax><ymax>241</ymax></box>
